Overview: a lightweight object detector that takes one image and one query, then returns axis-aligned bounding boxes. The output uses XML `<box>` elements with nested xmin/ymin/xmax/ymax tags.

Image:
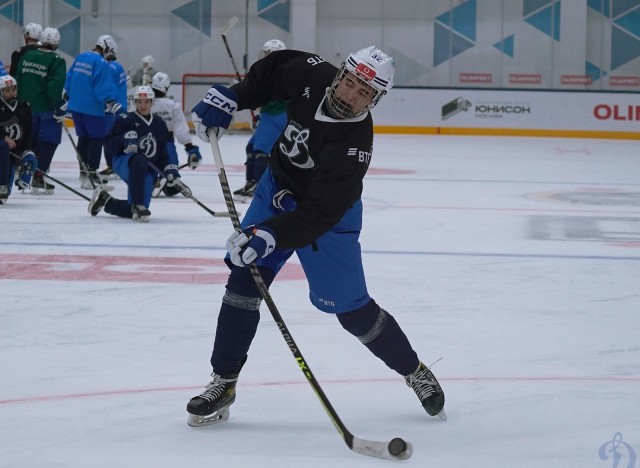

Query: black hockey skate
<box><xmin>232</xmin><ymin>180</ymin><xmax>257</xmax><ymax>203</ymax></box>
<box><xmin>80</xmin><ymin>170</ymin><xmax>114</xmax><ymax>192</ymax></box>
<box><xmin>405</xmin><ymin>362</ymin><xmax>446</xmax><ymax>420</ymax></box>
<box><xmin>186</xmin><ymin>370</ymin><xmax>239</xmax><ymax>427</ymax></box>
<box><xmin>88</xmin><ymin>188</ymin><xmax>112</xmax><ymax>216</ymax></box>
<box><xmin>131</xmin><ymin>204</ymin><xmax>151</xmax><ymax>222</ymax></box>
<box><xmin>31</xmin><ymin>173</ymin><xmax>55</xmax><ymax>195</ymax></box>
<box><xmin>0</xmin><ymin>185</ymin><xmax>8</xmax><ymax>204</ymax></box>
<box><xmin>99</xmin><ymin>166</ymin><xmax>119</xmax><ymax>181</ymax></box>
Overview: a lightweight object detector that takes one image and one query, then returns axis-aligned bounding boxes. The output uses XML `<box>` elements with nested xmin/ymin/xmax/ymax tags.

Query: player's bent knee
<box><xmin>337</xmin><ymin>300</ymin><xmax>387</xmax><ymax>344</ymax></box>
<box><xmin>225</xmin><ymin>265</ymin><xmax>277</xmax><ymax>299</ymax></box>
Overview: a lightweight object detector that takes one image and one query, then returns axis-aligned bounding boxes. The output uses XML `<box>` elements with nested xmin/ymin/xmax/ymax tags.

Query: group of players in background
<box><xmin>1</xmin><ymin>23</ymin><xmax>285</xmax><ymax>222</ymax></box>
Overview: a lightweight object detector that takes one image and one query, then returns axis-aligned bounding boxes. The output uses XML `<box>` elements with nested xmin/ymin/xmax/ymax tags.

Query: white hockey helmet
<box><xmin>134</xmin><ymin>85</ymin><xmax>155</xmax><ymax>103</ymax></box>
<box><xmin>96</xmin><ymin>34</ymin><xmax>117</xmax><ymax>55</ymax></box>
<box><xmin>326</xmin><ymin>45</ymin><xmax>395</xmax><ymax>119</ymax></box>
<box><xmin>142</xmin><ymin>55</ymin><xmax>154</xmax><ymax>66</ymax></box>
<box><xmin>151</xmin><ymin>72</ymin><xmax>170</xmax><ymax>94</ymax></box>
<box><xmin>40</xmin><ymin>27</ymin><xmax>61</xmax><ymax>49</ymax></box>
<box><xmin>23</xmin><ymin>22</ymin><xmax>43</xmax><ymax>41</ymax></box>
<box><xmin>260</xmin><ymin>39</ymin><xmax>286</xmax><ymax>58</ymax></box>
<box><xmin>0</xmin><ymin>75</ymin><xmax>18</xmax><ymax>105</ymax></box>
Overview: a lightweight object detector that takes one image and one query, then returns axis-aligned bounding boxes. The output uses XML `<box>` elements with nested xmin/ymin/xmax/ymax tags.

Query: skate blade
<box><xmin>30</xmin><ymin>188</ymin><xmax>54</xmax><ymax>195</ymax></box>
<box><xmin>232</xmin><ymin>194</ymin><xmax>253</xmax><ymax>204</ymax></box>
<box><xmin>187</xmin><ymin>407</ymin><xmax>230</xmax><ymax>427</ymax></box>
<box><xmin>436</xmin><ymin>408</ymin><xmax>447</xmax><ymax>421</ymax></box>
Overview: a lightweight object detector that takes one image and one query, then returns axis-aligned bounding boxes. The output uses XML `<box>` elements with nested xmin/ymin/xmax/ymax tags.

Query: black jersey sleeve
<box><xmin>231</xmin><ymin>50</ymin><xmax>327</xmax><ymax>111</ymax></box>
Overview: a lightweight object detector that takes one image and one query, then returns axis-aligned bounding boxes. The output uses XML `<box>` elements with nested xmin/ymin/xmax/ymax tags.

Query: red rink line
<box><xmin>0</xmin><ymin>253</ymin><xmax>305</xmax><ymax>284</ymax></box>
<box><xmin>1</xmin><ymin>376</ymin><xmax>638</xmax><ymax>405</ymax></box>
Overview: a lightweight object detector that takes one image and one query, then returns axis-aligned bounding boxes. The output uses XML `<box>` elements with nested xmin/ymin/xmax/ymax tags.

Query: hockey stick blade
<box><xmin>221</xmin><ymin>16</ymin><xmax>238</xmax><ymax>37</ymax></box>
<box><xmin>353</xmin><ymin>436</ymin><xmax>413</xmax><ymax>461</ymax></box>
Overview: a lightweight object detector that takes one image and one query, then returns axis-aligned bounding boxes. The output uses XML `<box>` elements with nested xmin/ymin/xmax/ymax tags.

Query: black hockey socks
<box><xmin>337</xmin><ymin>300</ymin><xmax>419</xmax><ymax>376</ymax></box>
<box><xmin>210</xmin><ymin>266</ymin><xmax>276</xmax><ymax>375</ymax></box>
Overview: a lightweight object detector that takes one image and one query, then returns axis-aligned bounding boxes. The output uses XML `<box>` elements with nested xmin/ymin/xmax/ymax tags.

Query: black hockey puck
<box><xmin>388</xmin><ymin>437</ymin><xmax>407</xmax><ymax>457</ymax></box>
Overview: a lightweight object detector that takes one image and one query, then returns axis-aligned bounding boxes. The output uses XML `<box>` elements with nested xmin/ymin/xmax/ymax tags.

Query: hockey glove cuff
<box><xmin>226</xmin><ymin>225</ymin><xmax>277</xmax><ymax>267</ymax></box>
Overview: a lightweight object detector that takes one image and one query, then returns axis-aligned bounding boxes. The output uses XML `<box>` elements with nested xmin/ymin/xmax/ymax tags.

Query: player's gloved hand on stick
<box><xmin>226</xmin><ymin>225</ymin><xmax>277</xmax><ymax>267</ymax></box>
<box><xmin>53</xmin><ymin>99</ymin><xmax>69</xmax><ymax>123</ymax></box>
<box><xmin>123</xmin><ymin>131</ymin><xmax>138</xmax><ymax>153</ymax></box>
<box><xmin>105</xmin><ymin>100</ymin><xmax>122</xmax><ymax>114</ymax></box>
<box><xmin>164</xmin><ymin>164</ymin><xmax>192</xmax><ymax>197</ymax></box>
<box><xmin>164</xmin><ymin>164</ymin><xmax>180</xmax><ymax>184</ymax></box>
<box><xmin>191</xmin><ymin>85</ymin><xmax>238</xmax><ymax>142</ymax></box>
<box><xmin>184</xmin><ymin>143</ymin><xmax>202</xmax><ymax>169</ymax></box>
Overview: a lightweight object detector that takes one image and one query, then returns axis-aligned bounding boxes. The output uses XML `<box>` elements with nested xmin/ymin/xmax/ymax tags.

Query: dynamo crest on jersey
<box><xmin>279</xmin><ymin>123</ymin><xmax>315</xmax><ymax>169</ymax></box>
<box><xmin>4</xmin><ymin>122</ymin><xmax>22</xmax><ymax>141</ymax></box>
<box><xmin>138</xmin><ymin>132</ymin><xmax>157</xmax><ymax>158</ymax></box>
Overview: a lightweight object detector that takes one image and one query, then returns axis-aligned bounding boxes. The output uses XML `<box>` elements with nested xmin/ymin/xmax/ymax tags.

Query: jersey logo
<box><xmin>279</xmin><ymin>123</ymin><xmax>315</xmax><ymax>169</ymax></box>
<box><xmin>2</xmin><ymin>116</ymin><xmax>22</xmax><ymax>141</ymax></box>
<box><xmin>138</xmin><ymin>132</ymin><xmax>157</xmax><ymax>158</ymax></box>
<box><xmin>348</xmin><ymin>147</ymin><xmax>371</xmax><ymax>164</ymax></box>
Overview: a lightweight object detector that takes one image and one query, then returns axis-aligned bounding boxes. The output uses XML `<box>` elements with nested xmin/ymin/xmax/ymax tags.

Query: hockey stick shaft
<box><xmin>208</xmin><ymin>134</ymin><xmax>412</xmax><ymax>460</ymax></box>
<box><xmin>37</xmin><ymin>169</ymin><xmax>90</xmax><ymax>201</ymax></box>
<box><xmin>148</xmin><ymin>161</ymin><xmax>231</xmax><ymax>218</ymax></box>
<box><xmin>10</xmin><ymin>152</ymin><xmax>90</xmax><ymax>201</ymax></box>
<box><xmin>220</xmin><ymin>17</ymin><xmax>257</xmax><ymax>124</ymax></box>
<box><xmin>63</xmin><ymin>123</ymin><xmax>97</xmax><ymax>190</ymax></box>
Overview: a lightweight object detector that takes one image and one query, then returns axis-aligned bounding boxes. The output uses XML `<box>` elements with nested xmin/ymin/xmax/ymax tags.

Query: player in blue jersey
<box><xmin>88</xmin><ymin>85</ymin><xmax>190</xmax><ymax>222</ymax></box>
<box><xmin>233</xmin><ymin>39</ymin><xmax>289</xmax><ymax>203</ymax></box>
<box><xmin>99</xmin><ymin>43</ymin><xmax>129</xmax><ymax>179</ymax></box>
<box><xmin>62</xmin><ymin>34</ymin><xmax>122</xmax><ymax>189</ymax></box>
<box><xmin>185</xmin><ymin>46</ymin><xmax>446</xmax><ymax>427</ymax></box>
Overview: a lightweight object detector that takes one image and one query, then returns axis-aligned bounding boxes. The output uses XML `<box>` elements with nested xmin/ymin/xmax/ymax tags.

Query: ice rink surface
<box><xmin>1</xmin><ymin>131</ymin><xmax>639</xmax><ymax>468</ymax></box>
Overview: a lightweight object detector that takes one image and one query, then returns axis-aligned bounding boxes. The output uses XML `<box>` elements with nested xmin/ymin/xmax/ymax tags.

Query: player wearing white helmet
<box><xmin>64</xmin><ymin>34</ymin><xmax>121</xmax><ymax>189</ymax></box>
<box><xmin>0</xmin><ymin>75</ymin><xmax>37</xmax><ymax>203</ymax></box>
<box><xmin>186</xmin><ymin>45</ymin><xmax>446</xmax><ymax>429</ymax></box>
<box><xmin>90</xmin><ymin>85</ymin><xmax>188</xmax><ymax>222</ymax></box>
<box><xmin>149</xmin><ymin>71</ymin><xmax>201</xmax><ymax>197</ymax></box>
<box><xmin>100</xmin><ymin>38</ymin><xmax>128</xmax><ymax>180</ymax></box>
<box><xmin>9</xmin><ymin>22</ymin><xmax>43</xmax><ymax>77</ymax></box>
<box><xmin>131</xmin><ymin>55</ymin><xmax>156</xmax><ymax>87</ymax></box>
<box><xmin>233</xmin><ymin>39</ymin><xmax>289</xmax><ymax>202</ymax></box>
<box><xmin>14</xmin><ymin>27</ymin><xmax>66</xmax><ymax>194</ymax></box>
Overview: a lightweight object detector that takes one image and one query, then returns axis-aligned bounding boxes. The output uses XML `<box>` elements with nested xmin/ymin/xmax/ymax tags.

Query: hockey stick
<box><xmin>10</xmin><ymin>152</ymin><xmax>90</xmax><ymax>201</ymax></box>
<box><xmin>220</xmin><ymin>17</ymin><xmax>258</xmax><ymax>126</ymax></box>
<box><xmin>152</xmin><ymin>162</ymin><xmax>190</xmax><ymax>198</ymax></box>
<box><xmin>62</xmin><ymin>122</ymin><xmax>113</xmax><ymax>192</ymax></box>
<box><xmin>36</xmin><ymin>169</ymin><xmax>90</xmax><ymax>201</ymax></box>
<box><xmin>148</xmin><ymin>161</ymin><xmax>231</xmax><ymax>218</ymax></box>
<box><xmin>208</xmin><ymin>133</ymin><xmax>413</xmax><ymax>461</ymax></box>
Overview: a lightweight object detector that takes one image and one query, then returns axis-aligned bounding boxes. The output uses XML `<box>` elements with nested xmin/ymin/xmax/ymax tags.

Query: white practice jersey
<box><xmin>151</xmin><ymin>97</ymin><xmax>192</xmax><ymax>145</ymax></box>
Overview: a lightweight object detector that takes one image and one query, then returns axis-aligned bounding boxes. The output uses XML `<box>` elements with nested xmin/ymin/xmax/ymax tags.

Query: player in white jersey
<box><xmin>150</xmin><ymin>72</ymin><xmax>201</xmax><ymax>197</ymax></box>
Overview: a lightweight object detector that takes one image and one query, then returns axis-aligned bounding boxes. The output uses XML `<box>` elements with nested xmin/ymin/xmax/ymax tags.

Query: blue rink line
<box><xmin>366</xmin><ymin>176</ymin><xmax>640</xmax><ymax>187</ymax></box>
<box><xmin>1</xmin><ymin>241</ymin><xmax>639</xmax><ymax>261</ymax></box>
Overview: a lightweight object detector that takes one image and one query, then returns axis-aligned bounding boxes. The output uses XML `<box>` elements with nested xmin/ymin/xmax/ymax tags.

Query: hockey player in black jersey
<box><xmin>186</xmin><ymin>46</ymin><xmax>445</xmax><ymax>426</ymax></box>
<box><xmin>88</xmin><ymin>85</ymin><xmax>190</xmax><ymax>222</ymax></box>
<box><xmin>0</xmin><ymin>75</ymin><xmax>37</xmax><ymax>205</ymax></box>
